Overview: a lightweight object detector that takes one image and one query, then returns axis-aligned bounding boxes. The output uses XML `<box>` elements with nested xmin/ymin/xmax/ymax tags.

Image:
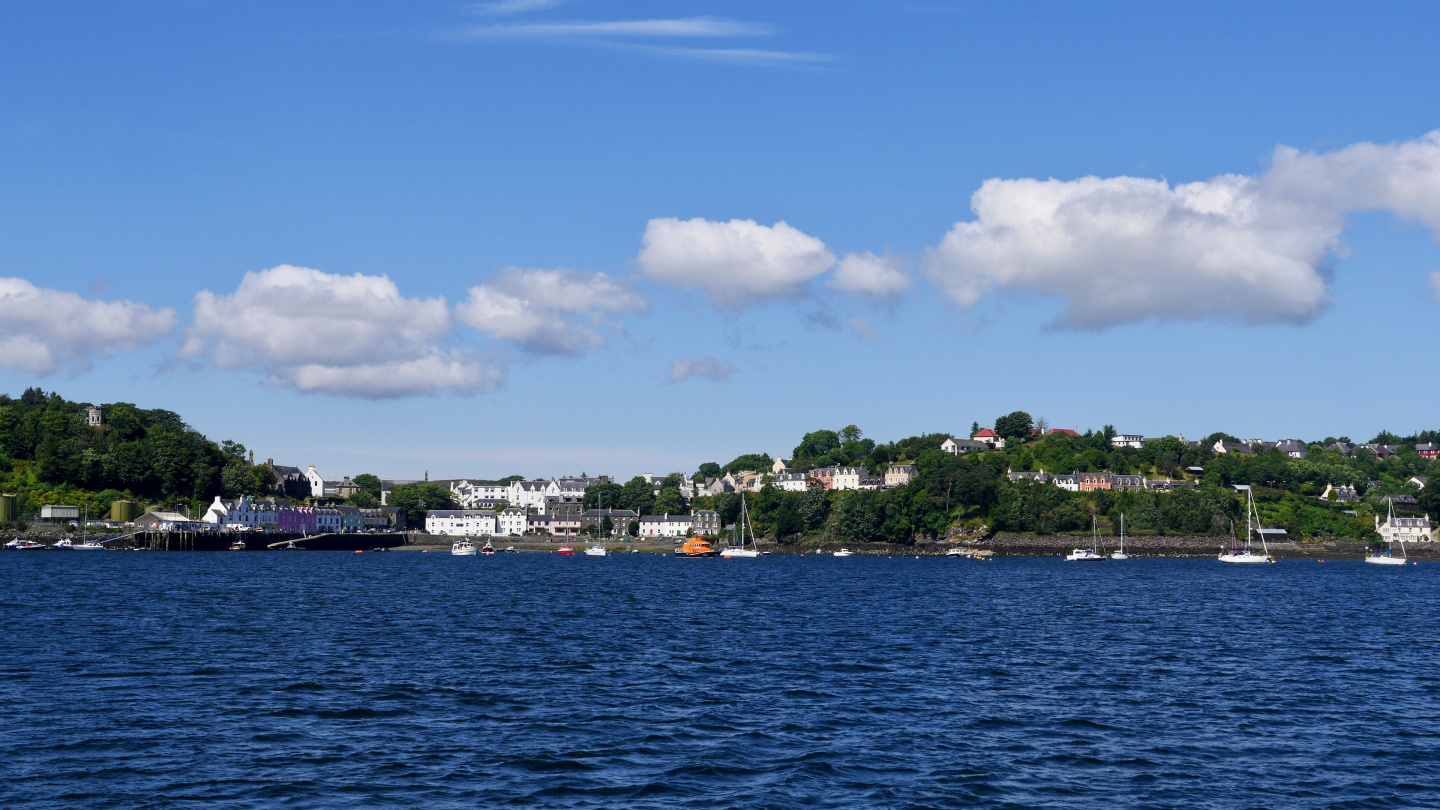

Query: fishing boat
<box><xmin>946</xmin><ymin>547</ymin><xmax>968</xmax><ymax>557</ymax></box>
<box><xmin>675</xmin><ymin>536</ymin><xmax>720</xmax><ymax>558</ymax></box>
<box><xmin>1365</xmin><ymin>500</ymin><xmax>1409</xmax><ymax>566</ymax></box>
<box><xmin>229</xmin><ymin>538</ymin><xmax>247</xmax><ymax>551</ymax></box>
<box><xmin>1110</xmin><ymin>513</ymin><xmax>1130</xmax><ymax>560</ymax></box>
<box><xmin>557</xmin><ymin>544</ymin><xmax>574</xmax><ymax>555</ymax></box>
<box><xmin>481</xmin><ymin>540</ymin><xmax>497</xmax><ymax>556</ymax></box>
<box><xmin>452</xmin><ymin>539</ymin><xmax>478</xmax><ymax>556</ymax></box>
<box><xmin>52</xmin><ymin>539</ymin><xmax>74</xmax><ymax>549</ymax></box>
<box><xmin>1218</xmin><ymin>490</ymin><xmax>1274</xmax><ymax>564</ymax></box>
<box><xmin>720</xmin><ymin>493</ymin><xmax>761</xmax><ymax>558</ymax></box>
<box><xmin>833</xmin><ymin>548</ymin><xmax>854</xmax><ymax>557</ymax></box>
<box><xmin>1066</xmin><ymin>517</ymin><xmax>1105</xmax><ymax>561</ymax></box>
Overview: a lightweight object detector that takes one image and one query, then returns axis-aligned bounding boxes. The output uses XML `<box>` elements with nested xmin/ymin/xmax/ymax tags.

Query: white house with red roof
<box><xmin>972</xmin><ymin>428</ymin><xmax>1005</xmax><ymax>449</ymax></box>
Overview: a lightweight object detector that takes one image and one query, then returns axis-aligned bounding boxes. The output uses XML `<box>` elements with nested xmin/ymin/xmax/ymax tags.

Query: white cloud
<box><xmin>830</xmin><ymin>252</ymin><xmax>911</xmax><ymax>297</ymax></box>
<box><xmin>456</xmin><ymin>267</ymin><xmax>646</xmax><ymax>355</ymax></box>
<box><xmin>0</xmin><ymin>278</ymin><xmax>176</xmax><ymax>374</ymax></box>
<box><xmin>476</xmin><ymin>0</ymin><xmax>564</xmax><ymax>14</ymax></box>
<box><xmin>638</xmin><ymin>217</ymin><xmax>836</xmax><ymax>307</ymax></box>
<box><xmin>847</xmin><ymin>319</ymin><xmax>883</xmax><ymax>342</ymax></box>
<box><xmin>463</xmin><ymin>17</ymin><xmax>773</xmax><ymax>39</ymax></box>
<box><xmin>668</xmin><ymin>356</ymin><xmax>737</xmax><ymax>383</ymax></box>
<box><xmin>925</xmin><ymin>130</ymin><xmax>1440</xmax><ymax>329</ymax></box>
<box><xmin>185</xmin><ymin>265</ymin><xmax>502</xmax><ymax>399</ymax></box>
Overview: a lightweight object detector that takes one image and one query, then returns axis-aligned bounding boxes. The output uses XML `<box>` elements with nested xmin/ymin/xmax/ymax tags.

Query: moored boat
<box><xmin>52</xmin><ymin>539</ymin><xmax>74</xmax><ymax>550</ymax></box>
<box><xmin>1366</xmin><ymin>501</ymin><xmax>1410</xmax><ymax>565</ymax></box>
<box><xmin>229</xmin><ymin>538</ymin><xmax>247</xmax><ymax>551</ymax></box>
<box><xmin>557</xmin><ymin>544</ymin><xmax>574</xmax><ymax>555</ymax></box>
<box><xmin>1110</xmin><ymin>513</ymin><xmax>1130</xmax><ymax>560</ymax></box>
<box><xmin>1067</xmin><ymin>517</ymin><xmax>1106</xmax><ymax>561</ymax></box>
<box><xmin>1218</xmin><ymin>490</ymin><xmax>1274</xmax><ymax>564</ymax></box>
<box><xmin>481</xmin><ymin>540</ymin><xmax>496</xmax><ymax>556</ymax></box>
<box><xmin>452</xmin><ymin>539</ymin><xmax>478</xmax><ymax>556</ymax></box>
<box><xmin>833</xmin><ymin>548</ymin><xmax>854</xmax><ymax>557</ymax></box>
<box><xmin>675</xmin><ymin>536</ymin><xmax>720</xmax><ymax>558</ymax></box>
<box><xmin>720</xmin><ymin>493</ymin><xmax>761</xmax><ymax>558</ymax></box>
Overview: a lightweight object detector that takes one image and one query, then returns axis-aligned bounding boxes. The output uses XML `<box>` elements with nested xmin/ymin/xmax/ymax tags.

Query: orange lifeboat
<box><xmin>675</xmin><ymin>536</ymin><xmax>720</xmax><ymax>558</ymax></box>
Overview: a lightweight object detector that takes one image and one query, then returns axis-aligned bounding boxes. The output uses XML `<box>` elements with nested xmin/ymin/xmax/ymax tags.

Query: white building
<box><xmin>41</xmin><ymin>505</ymin><xmax>81</xmax><ymax>520</ymax></box>
<box><xmin>1377</xmin><ymin>512</ymin><xmax>1433</xmax><ymax>545</ymax></box>
<box><xmin>426</xmin><ymin>509</ymin><xmax>498</xmax><ymax>536</ymax></box>
<box><xmin>507</xmin><ymin>480</ymin><xmax>552</xmax><ymax>511</ymax></box>
<box><xmin>638</xmin><ymin>513</ymin><xmax>693</xmax><ymax>538</ymax></box>
<box><xmin>772</xmin><ymin>457</ymin><xmax>791</xmax><ymax>474</ymax></box>
<box><xmin>831</xmin><ymin>467</ymin><xmax>865</xmax><ymax>491</ymax></box>
<box><xmin>942</xmin><ymin>437</ymin><xmax>986</xmax><ymax>455</ymax></box>
<box><xmin>1111</xmin><ymin>434</ymin><xmax>1145</xmax><ymax>449</ymax></box>
<box><xmin>204</xmin><ymin>496</ymin><xmax>280</xmax><ymax>529</ymax></box>
<box><xmin>772</xmin><ymin>473</ymin><xmax>810</xmax><ymax>492</ymax></box>
<box><xmin>1050</xmin><ymin>474</ymin><xmax>1080</xmax><ymax>491</ymax></box>
<box><xmin>498</xmin><ymin>507</ymin><xmax>528</xmax><ymax>536</ymax></box>
<box><xmin>451</xmin><ymin>480</ymin><xmax>509</xmax><ymax>508</ymax></box>
<box><xmin>306</xmin><ymin>465</ymin><xmax>328</xmax><ymax>497</ymax></box>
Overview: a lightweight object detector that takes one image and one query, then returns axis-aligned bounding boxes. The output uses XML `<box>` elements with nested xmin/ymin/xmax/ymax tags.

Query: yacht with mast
<box><xmin>1219</xmin><ymin>489</ymin><xmax>1274</xmax><ymax>564</ymax></box>
<box><xmin>720</xmin><ymin>493</ymin><xmax>761</xmax><ymax>558</ymax></box>
<box><xmin>1365</xmin><ymin>500</ymin><xmax>1409</xmax><ymax>566</ymax></box>
<box><xmin>1066</xmin><ymin>517</ymin><xmax>1105</xmax><ymax>561</ymax></box>
<box><xmin>1110</xmin><ymin>513</ymin><xmax>1129</xmax><ymax>560</ymax></box>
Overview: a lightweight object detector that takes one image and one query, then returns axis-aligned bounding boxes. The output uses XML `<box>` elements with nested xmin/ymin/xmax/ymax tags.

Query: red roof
<box><xmin>973</xmin><ymin>428</ymin><xmax>998</xmax><ymax>438</ymax></box>
<box><xmin>1047</xmin><ymin>428</ymin><xmax>1079</xmax><ymax>436</ymax></box>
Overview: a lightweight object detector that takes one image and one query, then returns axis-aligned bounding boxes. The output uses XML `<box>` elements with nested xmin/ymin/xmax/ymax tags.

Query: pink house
<box><xmin>277</xmin><ymin>505</ymin><xmax>317</xmax><ymax>533</ymax></box>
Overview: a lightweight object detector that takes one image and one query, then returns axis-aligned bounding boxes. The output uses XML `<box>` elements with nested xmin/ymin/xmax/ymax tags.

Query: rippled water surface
<box><xmin>3</xmin><ymin>552</ymin><xmax>1440</xmax><ymax>808</ymax></box>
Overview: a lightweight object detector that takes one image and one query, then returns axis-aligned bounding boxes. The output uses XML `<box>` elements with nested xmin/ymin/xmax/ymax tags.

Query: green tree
<box><xmin>994</xmin><ymin>411</ymin><xmax>1034</xmax><ymax>442</ymax></box>
<box><xmin>600</xmin><ymin>515</ymin><xmax>614</xmax><ymax>535</ymax></box>
<box><xmin>792</xmin><ymin>430</ymin><xmax>841</xmax><ymax>462</ymax></box>
<box><xmin>695</xmin><ymin>462</ymin><xmax>722</xmax><ymax>480</ymax></box>
<box><xmin>584</xmin><ymin>482</ymin><xmax>625</xmax><ymax>510</ymax></box>
<box><xmin>627</xmin><ymin>519</ymin><xmax>640</xmax><ymax>537</ymax></box>
<box><xmin>653</xmin><ymin>486</ymin><xmax>685</xmax><ymax>515</ymax></box>
<box><xmin>725</xmin><ymin>453</ymin><xmax>773</xmax><ymax>474</ymax></box>
<box><xmin>618</xmin><ymin>477</ymin><xmax>654</xmax><ymax>514</ymax></box>
<box><xmin>391</xmin><ymin>482</ymin><xmax>456</xmax><ymax>527</ymax></box>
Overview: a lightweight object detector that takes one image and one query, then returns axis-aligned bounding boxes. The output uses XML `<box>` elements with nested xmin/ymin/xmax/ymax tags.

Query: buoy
<box><xmin>915</xmin><ymin>556</ymin><xmax>920</xmax><ymax>560</ymax></box>
<box><xmin>354</xmin><ymin>550</ymin><xmax>362</xmax><ymax>554</ymax></box>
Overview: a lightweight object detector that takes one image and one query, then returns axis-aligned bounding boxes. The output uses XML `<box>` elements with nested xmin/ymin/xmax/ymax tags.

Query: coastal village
<box><xmin>4</xmin><ymin>397</ymin><xmax>1434</xmax><ymax>557</ymax></box>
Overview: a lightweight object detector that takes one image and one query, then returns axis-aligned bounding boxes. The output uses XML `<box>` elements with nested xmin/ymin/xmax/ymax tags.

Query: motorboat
<box><xmin>52</xmin><ymin>539</ymin><xmax>74</xmax><ymax>549</ymax></box>
<box><xmin>229</xmin><ymin>538</ymin><xmax>247</xmax><ymax>551</ymax></box>
<box><xmin>4</xmin><ymin>539</ymin><xmax>21</xmax><ymax>549</ymax></box>
<box><xmin>1366</xmin><ymin>501</ymin><xmax>1410</xmax><ymax>566</ymax></box>
<box><xmin>15</xmin><ymin>540</ymin><xmax>45</xmax><ymax>550</ymax></box>
<box><xmin>481</xmin><ymin>540</ymin><xmax>496</xmax><ymax>556</ymax></box>
<box><xmin>833</xmin><ymin>548</ymin><xmax>854</xmax><ymax>557</ymax></box>
<box><xmin>720</xmin><ymin>493</ymin><xmax>762</xmax><ymax>558</ymax></box>
<box><xmin>946</xmin><ymin>547</ymin><xmax>967</xmax><ymax>557</ymax></box>
<box><xmin>452</xmin><ymin>539</ymin><xmax>478</xmax><ymax>556</ymax></box>
<box><xmin>1218</xmin><ymin>491</ymin><xmax>1275</xmax><ymax>564</ymax></box>
<box><xmin>675</xmin><ymin>537</ymin><xmax>720</xmax><ymax>558</ymax></box>
<box><xmin>283</xmin><ymin>540</ymin><xmax>303</xmax><ymax>550</ymax></box>
<box><xmin>502</xmin><ymin>546</ymin><xmax>517</xmax><ymax>554</ymax></box>
<box><xmin>1110</xmin><ymin>513</ymin><xmax>1130</xmax><ymax>560</ymax></box>
<box><xmin>1066</xmin><ymin>517</ymin><xmax>1106</xmax><ymax>561</ymax></box>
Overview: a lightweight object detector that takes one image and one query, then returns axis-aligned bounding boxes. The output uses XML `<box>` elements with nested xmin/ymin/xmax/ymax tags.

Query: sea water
<box><xmin>3</xmin><ymin>552</ymin><xmax>1438</xmax><ymax>808</ymax></box>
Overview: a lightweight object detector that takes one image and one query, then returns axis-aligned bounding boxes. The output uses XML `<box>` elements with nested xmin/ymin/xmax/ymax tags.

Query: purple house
<box><xmin>277</xmin><ymin>505</ymin><xmax>317</xmax><ymax>534</ymax></box>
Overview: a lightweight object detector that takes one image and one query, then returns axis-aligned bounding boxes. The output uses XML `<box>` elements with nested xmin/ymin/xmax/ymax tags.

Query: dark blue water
<box><xmin>3</xmin><ymin>552</ymin><xmax>1439</xmax><ymax>808</ymax></box>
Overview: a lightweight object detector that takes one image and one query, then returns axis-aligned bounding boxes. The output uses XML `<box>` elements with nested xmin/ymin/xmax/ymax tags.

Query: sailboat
<box><xmin>74</xmin><ymin>505</ymin><xmax>105</xmax><ymax>549</ymax></box>
<box><xmin>720</xmin><ymin>493</ymin><xmax>761</xmax><ymax>558</ymax></box>
<box><xmin>1110</xmin><ymin>513</ymin><xmax>1130</xmax><ymax>560</ymax></box>
<box><xmin>1365</xmin><ymin>500</ymin><xmax>1409</xmax><ymax>566</ymax></box>
<box><xmin>1066</xmin><ymin>517</ymin><xmax>1105</xmax><ymax>561</ymax></box>
<box><xmin>1218</xmin><ymin>489</ymin><xmax>1274</xmax><ymax>564</ymax></box>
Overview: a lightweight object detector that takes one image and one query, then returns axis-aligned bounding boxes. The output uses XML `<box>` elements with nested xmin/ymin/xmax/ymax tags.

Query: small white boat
<box><xmin>583</xmin><ymin>544</ymin><xmax>608</xmax><ymax>556</ymax></box>
<box><xmin>1218</xmin><ymin>491</ymin><xmax>1274</xmax><ymax>564</ymax></box>
<box><xmin>4</xmin><ymin>539</ymin><xmax>21</xmax><ymax>550</ymax></box>
<box><xmin>52</xmin><ymin>539</ymin><xmax>74</xmax><ymax>550</ymax></box>
<box><xmin>452</xmin><ymin>539</ymin><xmax>478</xmax><ymax>556</ymax></box>
<box><xmin>503</xmin><ymin>546</ymin><xmax>517</xmax><ymax>554</ymax></box>
<box><xmin>73</xmin><ymin>540</ymin><xmax>106</xmax><ymax>550</ymax></box>
<box><xmin>1067</xmin><ymin>518</ymin><xmax>1106</xmax><ymax>561</ymax></box>
<box><xmin>1366</xmin><ymin>501</ymin><xmax>1409</xmax><ymax>566</ymax></box>
<box><xmin>833</xmin><ymin>548</ymin><xmax>854</xmax><ymax>557</ymax></box>
<box><xmin>720</xmin><ymin>493</ymin><xmax>762</xmax><ymax>558</ymax></box>
<box><xmin>15</xmin><ymin>540</ymin><xmax>46</xmax><ymax>550</ymax></box>
<box><xmin>229</xmin><ymin>538</ymin><xmax>247</xmax><ymax>551</ymax></box>
<box><xmin>283</xmin><ymin>540</ymin><xmax>303</xmax><ymax>550</ymax></box>
<box><xmin>946</xmin><ymin>547</ymin><xmax>967</xmax><ymax>557</ymax></box>
<box><xmin>1110</xmin><ymin>513</ymin><xmax>1130</xmax><ymax>560</ymax></box>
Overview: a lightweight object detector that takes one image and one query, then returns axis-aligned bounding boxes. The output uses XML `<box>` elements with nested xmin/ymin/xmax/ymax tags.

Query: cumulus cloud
<box><xmin>456</xmin><ymin>267</ymin><xmax>646</xmax><ymax>355</ymax></box>
<box><xmin>185</xmin><ymin>265</ymin><xmax>502</xmax><ymax>399</ymax></box>
<box><xmin>830</xmin><ymin>251</ymin><xmax>911</xmax><ymax>297</ymax></box>
<box><xmin>668</xmin><ymin>356</ymin><xmax>738</xmax><ymax>383</ymax></box>
<box><xmin>925</xmin><ymin>129</ymin><xmax>1440</xmax><ymax>329</ymax></box>
<box><xmin>0</xmin><ymin>278</ymin><xmax>176</xmax><ymax>374</ymax></box>
<box><xmin>637</xmin><ymin>217</ymin><xmax>836</xmax><ymax>307</ymax></box>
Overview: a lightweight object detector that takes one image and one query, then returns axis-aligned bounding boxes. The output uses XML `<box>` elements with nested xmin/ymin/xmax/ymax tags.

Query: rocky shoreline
<box><xmin>961</xmin><ymin>533</ymin><xmax>1431</xmax><ymax>560</ymax></box>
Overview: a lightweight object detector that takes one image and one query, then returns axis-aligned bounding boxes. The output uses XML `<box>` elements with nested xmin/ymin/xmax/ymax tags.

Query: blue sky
<box><xmin>2</xmin><ymin>1</ymin><xmax>1439</xmax><ymax>480</ymax></box>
